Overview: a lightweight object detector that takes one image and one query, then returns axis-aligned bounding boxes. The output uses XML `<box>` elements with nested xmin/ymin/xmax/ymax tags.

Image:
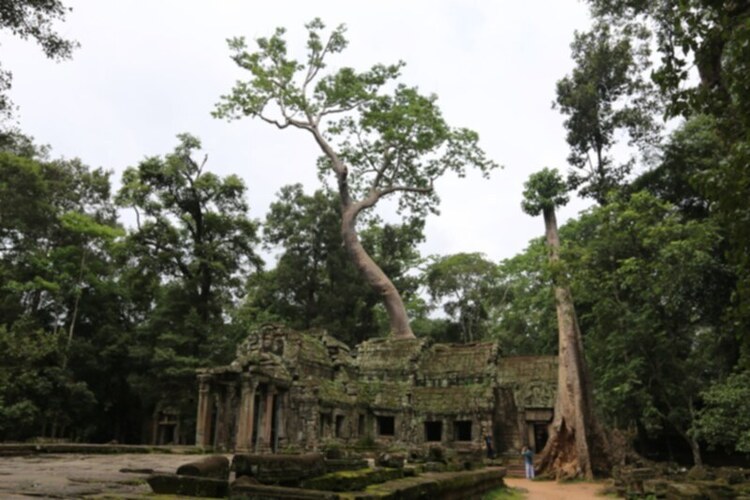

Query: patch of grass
<box><xmin>482</xmin><ymin>486</ymin><xmax>526</xmax><ymax>499</ymax></box>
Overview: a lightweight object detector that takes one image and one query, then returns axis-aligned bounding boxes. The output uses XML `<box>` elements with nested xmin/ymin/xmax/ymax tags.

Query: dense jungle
<box><xmin>1</xmin><ymin>0</ymin><xmax>748</xmax><ymax>474</ymax></box>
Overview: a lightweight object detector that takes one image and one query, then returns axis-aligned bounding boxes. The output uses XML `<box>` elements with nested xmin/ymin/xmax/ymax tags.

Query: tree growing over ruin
<box><xmin>521</xmin><ymin>168</ymin><xmax>608</xmax><ymax>479</ymax></box>
<box><xmin>214</xmin><ymin>18</ymin><xmax>497</xmax><ymax>339</ymax></box>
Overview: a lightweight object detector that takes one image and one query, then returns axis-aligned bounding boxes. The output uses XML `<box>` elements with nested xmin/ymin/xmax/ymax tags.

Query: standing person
<box><xmin>522</xmin><ymin>446</ymin><xmax>535</xmax><ymax>479</ymax></box>
<box><xmin>485</xmin><ymin>435</ymin><xmax>495</xmax><ymax>459</ymax></box>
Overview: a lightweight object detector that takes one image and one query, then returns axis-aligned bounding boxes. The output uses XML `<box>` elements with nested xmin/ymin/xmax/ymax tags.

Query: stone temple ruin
<box><xmin>195</xmin><ymin>324</ymin><xmax>557</xmax><ymax>456</ymax></box>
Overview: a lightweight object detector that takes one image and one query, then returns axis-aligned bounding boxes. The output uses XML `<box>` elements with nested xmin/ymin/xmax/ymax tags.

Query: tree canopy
<box><xmin>214</xmin><ymin>18</ymin><xmax>497</xmax><ymax>338</ymax></box>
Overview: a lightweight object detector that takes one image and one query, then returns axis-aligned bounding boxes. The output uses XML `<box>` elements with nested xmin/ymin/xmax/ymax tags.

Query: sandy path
<box><xmin>504</xmin><ymin>477</ymin><xmax>608</xmax><ymax>499</ymax></box>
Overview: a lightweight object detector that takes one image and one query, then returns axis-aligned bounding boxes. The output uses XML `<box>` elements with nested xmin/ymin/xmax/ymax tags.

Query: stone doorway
<box><xmin>533</xmin><ymin>422</ymin><xmax>549</xmax><ymax>452</ymax></box>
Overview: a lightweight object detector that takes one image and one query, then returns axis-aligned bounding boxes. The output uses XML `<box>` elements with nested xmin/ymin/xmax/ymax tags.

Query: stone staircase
<box><xmin>495</xmin><ymin>453</ymin><xmax>526</xmax><ymax>478</ymax></box>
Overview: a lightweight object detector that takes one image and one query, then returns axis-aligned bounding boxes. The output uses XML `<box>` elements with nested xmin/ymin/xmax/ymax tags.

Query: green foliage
<box><xmin>216</xmin><ymin>19</ymin><xmax>497</xmax><ymax>337</ymax></box>
<box><xmin>503</xmin><ymin>116</ymin><xmax>739</xmax><ymax>457</ymax></box>
<box><xmin>586</xmin><ymin>0</ymin><xmax>750</xmax><ymax>371</ymax></box>
<box><xmin>631</xmin><ymin>115</ymin><xmax>720</xmax><ymax>219</ymax></box>
<box><xmin>0</xmin><ymin>0</ymin><xmax>78</xmax><ymax>117</ymax></box>
<box><xmin>214</xmin><ymin>16</ymin><xmax>498</xmax><ymax>212</ymax></box>
<box><xmin>481</xmin><ymin>488</ymin><xmax>525</xmax><ymax>500</ymax></box>
<box><xmin>242</xmin><ymin>184</ymin><xmax>424</xmax><ymax>345</ymax></box>
<box><xmin>521</xmin><ymin>168</ymin><xmax>569</xmax><ymax>216</ymax></box>
<box><xmin>693</xmin><ymin>370</ymin><xmax>750</xmax><ymax>453</ymax></box>
<box><xmin>491</xmin><ymin>239</ymin><xmax>558</xmax><ymax>355</ymax></box>
<box><xmin>0</xmin><ymin>317</ymin><xmax>97</xmax><ymax>441</ymax></box>
<box><xmin>117</xmin><ymin>133</ymin><xmax>261</xmax><ymax>328</ymax></box>
<box><xmin>117</xmin><ymin>134</ymin><xmax>261</xmax><ymax>429</ymax></box>
<box><xmin>555</xmin><ymin>22</ymin><xmax>660</xmax><ymax>203</ymax></box>
<box><xmin>0</xmin><ymin>143</ymin><xmax>136</xmax><ymax>441</ymax></box>
<box><xmin>423</xmin><ymin>252</ymin><xmax>500</xmax><ymax>343</ymax></box>
<box><xmin>565</xmin><ymin>191</ymin><xmax>730</xmax><ymax>438</ymax></box>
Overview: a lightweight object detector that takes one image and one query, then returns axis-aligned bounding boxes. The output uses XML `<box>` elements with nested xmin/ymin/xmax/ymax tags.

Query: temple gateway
<box><xmin>195</xmin><ymin>324</ymin><xmax>557</xmax><ymax>455</ymax></box>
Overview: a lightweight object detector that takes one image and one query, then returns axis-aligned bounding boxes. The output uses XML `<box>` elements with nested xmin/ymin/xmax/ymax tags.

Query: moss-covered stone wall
<box><xmin>197</xmin><ymin>325</ymin><xmax>557</xmax><ymax>454</ymax></box>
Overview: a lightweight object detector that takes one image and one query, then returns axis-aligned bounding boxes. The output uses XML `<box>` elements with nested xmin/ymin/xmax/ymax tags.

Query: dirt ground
<box><xmin>0</xmin><ymin>453</ymin><xmax>611</xmax><ymax>499</ymax></box>
<box><xmin>0</xmin><ymin>452</ymin><xmax>229</xmax><ymax>499</ymax></box>
<box><xmin>504</xmin><ymin>477</ymin><xmax>609</xmax><ymax>499</ymax></box>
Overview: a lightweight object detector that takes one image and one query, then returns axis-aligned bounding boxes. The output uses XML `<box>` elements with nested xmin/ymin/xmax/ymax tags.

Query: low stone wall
<box><xmin>230</xmin><ymin>466</ymin><xmax>508</xmax><ymax>500</ymax></box>
<box><xmin>301</xmin><ymin>467</ymin><xmax>405</xmax><ymax>492</ymax></box>
<box><xmin>147</xmin><ymin>474</ymin><xmax>229</xmax><ymax>497</ymax></box>
<box><xmin>0</xmin><ymin>443</ymin><xmax>204</xmax><ymax>456</ymax></box>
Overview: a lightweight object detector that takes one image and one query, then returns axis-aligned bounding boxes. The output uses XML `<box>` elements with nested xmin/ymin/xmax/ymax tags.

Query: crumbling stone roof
<box><xmin>200</xmin><ymin>324</ymin><xmax>557</xmax><ymax>416</ymax></box>
<box><xmin>354</xmin><ymin>337</ymin><xmax>425</xmax><ymax>379</ymax></box>
<box><xmin>416</xmin><ymin>342</ymin><xmax>499</xmax><ymax>383</ymax></box>
<box><xmin>412</xmin><ymin>384</ymin><xmax>495</xmax><ymax>414</ymax></box>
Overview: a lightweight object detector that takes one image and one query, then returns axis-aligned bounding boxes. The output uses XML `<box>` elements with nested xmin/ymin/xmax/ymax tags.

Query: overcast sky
<box><xmin>2</xmin><ymin>1</ymin><xmax>595</xmax><ymax>265</ymax></box>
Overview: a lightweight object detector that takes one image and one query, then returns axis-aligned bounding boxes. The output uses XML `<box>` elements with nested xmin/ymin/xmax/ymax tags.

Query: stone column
<box><xmin>221</xmin><ymin>381</ymin><xmax>237</xmax><ymax>451</ymax></box>
<box><xmin>235</xmin><ymin>374</ymin><xmax>257</xmax><ymax>451</ymax></box>
<box><xmin>195</xmin><ymin>374</ymin><xmax>213</xmax><ymax>446</ymax></box>
<box><xmin>275</xmin><ymin>391</ymin><xmax>286</xmax><ymax>449</ymax></box>
<box><xmin>258</xmin><ymin>384</ymin><xmax>276</xmax><ymax>452</ymax></box>
<box><xmin>213</xmin><ymin>390</ymin><xmax>225</xmax><ymax>449</ymax></box>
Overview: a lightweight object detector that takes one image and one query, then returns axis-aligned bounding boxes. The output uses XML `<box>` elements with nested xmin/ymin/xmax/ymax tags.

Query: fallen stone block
<box><xmin>147</xmin><ymin>473</ymin><xmax>229</xmax><ymax>497</ymax></box>
<box><xmin>176</xmin><ymin>454</ymin><xmax>230</xmax><ymax>480</ymax></box>
<box><xmin>233</xmin><ymin>452</ymin><xmax>326</xmax><ymax>486</ymax></box>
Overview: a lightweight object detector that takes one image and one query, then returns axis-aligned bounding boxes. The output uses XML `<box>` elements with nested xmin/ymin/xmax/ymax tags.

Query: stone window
<box><xmin>335</xmin><ymin>415</ymin><xmax>345</xmax><ymax>438</ymax></box>
<box><xmin>424</xmin><ymin>421</ymin><xmax>442</xmax><ymax>442</ymax></box>
<box><xmin>377</xmin><ymin>416</ymin><xmax>395</xmax><ymax>436</ymax></box>
<box><xmin>453</xmin><ymin>420</ymin><xmax>472</xmax><ymax>441</ymax></box>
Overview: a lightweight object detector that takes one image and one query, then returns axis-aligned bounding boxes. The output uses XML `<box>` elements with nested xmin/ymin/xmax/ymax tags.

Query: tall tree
<box><xmin>0</xmin><ymin>144</ymin><xmax>127</xmax><ymax>441</ymax></box>
<box><xmin>521</xmin><ymin>168</ymin><xmax>608</xmax><ymax>479</ymax></box>
<box><xmin>245</xmin><ymin>184</ymin><xmax>424</xmax><ymax>345</ymax></box>
<box><xmin>117</xmin><ymin>133</ymin><xmax>261</xmax><ymax>331</ymax></box>
<box><xmin>423</xmin><ymin>252</ymin><xmax>500</xmax><ymax>343</ymax></box>
<box><xmin>556</xmin><ymin>23</ymin><xmax>660</xmax><ymax>204</ymax></box>
<box><xmin>214</xmin><ymin>18</ymin><xmax>497</xmax><ymax>339</ymax></box>
<box><xmin>564</xmin><ymin>191</ymin><xmax>730</xmax><ymax>465</ymax></box>
<box><xmin>585</xmin><ymin>0</ymin><xmax>750</xmax><ymax>370</ymax></box>
<box><xmin>117</xmin><ymin>134</ymin><xmax>261</xmax><ymax>439</ymax></box>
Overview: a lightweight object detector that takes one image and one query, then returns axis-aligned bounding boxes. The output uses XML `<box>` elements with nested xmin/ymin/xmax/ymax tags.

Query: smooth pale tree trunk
<box><xmin>536</xmin><ymin>207</ymin><xmax>608</xmax><ymax>479</ymax></box>
<box><xmin>341</xmin><ymin>206</ymin><xmax>414</xmax><ymax>339</ymax></box>
<box><xmin>311</xmin><ymin>127</ymin><xmax>415</xmax><ymax>340</ymax></box>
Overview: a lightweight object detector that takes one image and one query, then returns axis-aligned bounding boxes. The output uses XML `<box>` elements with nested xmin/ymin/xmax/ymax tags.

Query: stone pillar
<box><xmin>213</xmin><ymin>390</ymin><xmax>225</xmax><ymax>449</ymax></box>
<box><xmin>195</xmin><ymin>374</ymin><xmax>213</xmax><ymax>446</ymax></box>
<box><xmin>221</xmin><ymin>381</ymin><xmax>237</xmax><ymax>450</ymax></box>
<box><xmin>275</xmin><ymin>391</ymin><xmax>286</xmax><ymax>449</ymax></box>
<box><xmin>258</xmin><ymin>384</ymin><xmax>276</xmax><ymax>452</ymax></box>
<box><xmin>235</xmin><ymin>374</ymin><xmax>257</xmax><ymax>451</ymax></box>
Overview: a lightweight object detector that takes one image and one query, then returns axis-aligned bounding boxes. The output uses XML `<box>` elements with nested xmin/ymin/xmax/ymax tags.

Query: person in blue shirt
<box><xmin>484</xmin><ymin>435</ymin><xmax>495</xmax><ymax>459</ymax></box>
<box><xmin>521</xmin><ymin>446</ymin><xmax>535</xmax><ymax>479</ymax></box>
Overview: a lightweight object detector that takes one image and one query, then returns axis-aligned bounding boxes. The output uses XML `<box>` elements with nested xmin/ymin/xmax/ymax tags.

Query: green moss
<box><xmin>418</xmin><ymin>343</ymin><xmax>498</xmax><ymax>377</ymax></box>
<box><xmin>412</xmin><ymin>383</ymin><xmax>494</xmax><ymax>413</ymax></box>
<box><xmin>481</xmin><ymin>487</ymin><xmax>525</xmax><ymax>499</ymax></box>
<box><xmin>297</xmin><ymin>333</ymin><xmax>333</xmax><ymax>367</ymax></box>
<box><xmin>301</xmin><ymin>467</ymin><xmax>403</xmax><ymax>492</ymax></box>
<box><xmin>318</xmin><ymin>379</ymin><xmax>354</xmax><ymax>405</ymax></box>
